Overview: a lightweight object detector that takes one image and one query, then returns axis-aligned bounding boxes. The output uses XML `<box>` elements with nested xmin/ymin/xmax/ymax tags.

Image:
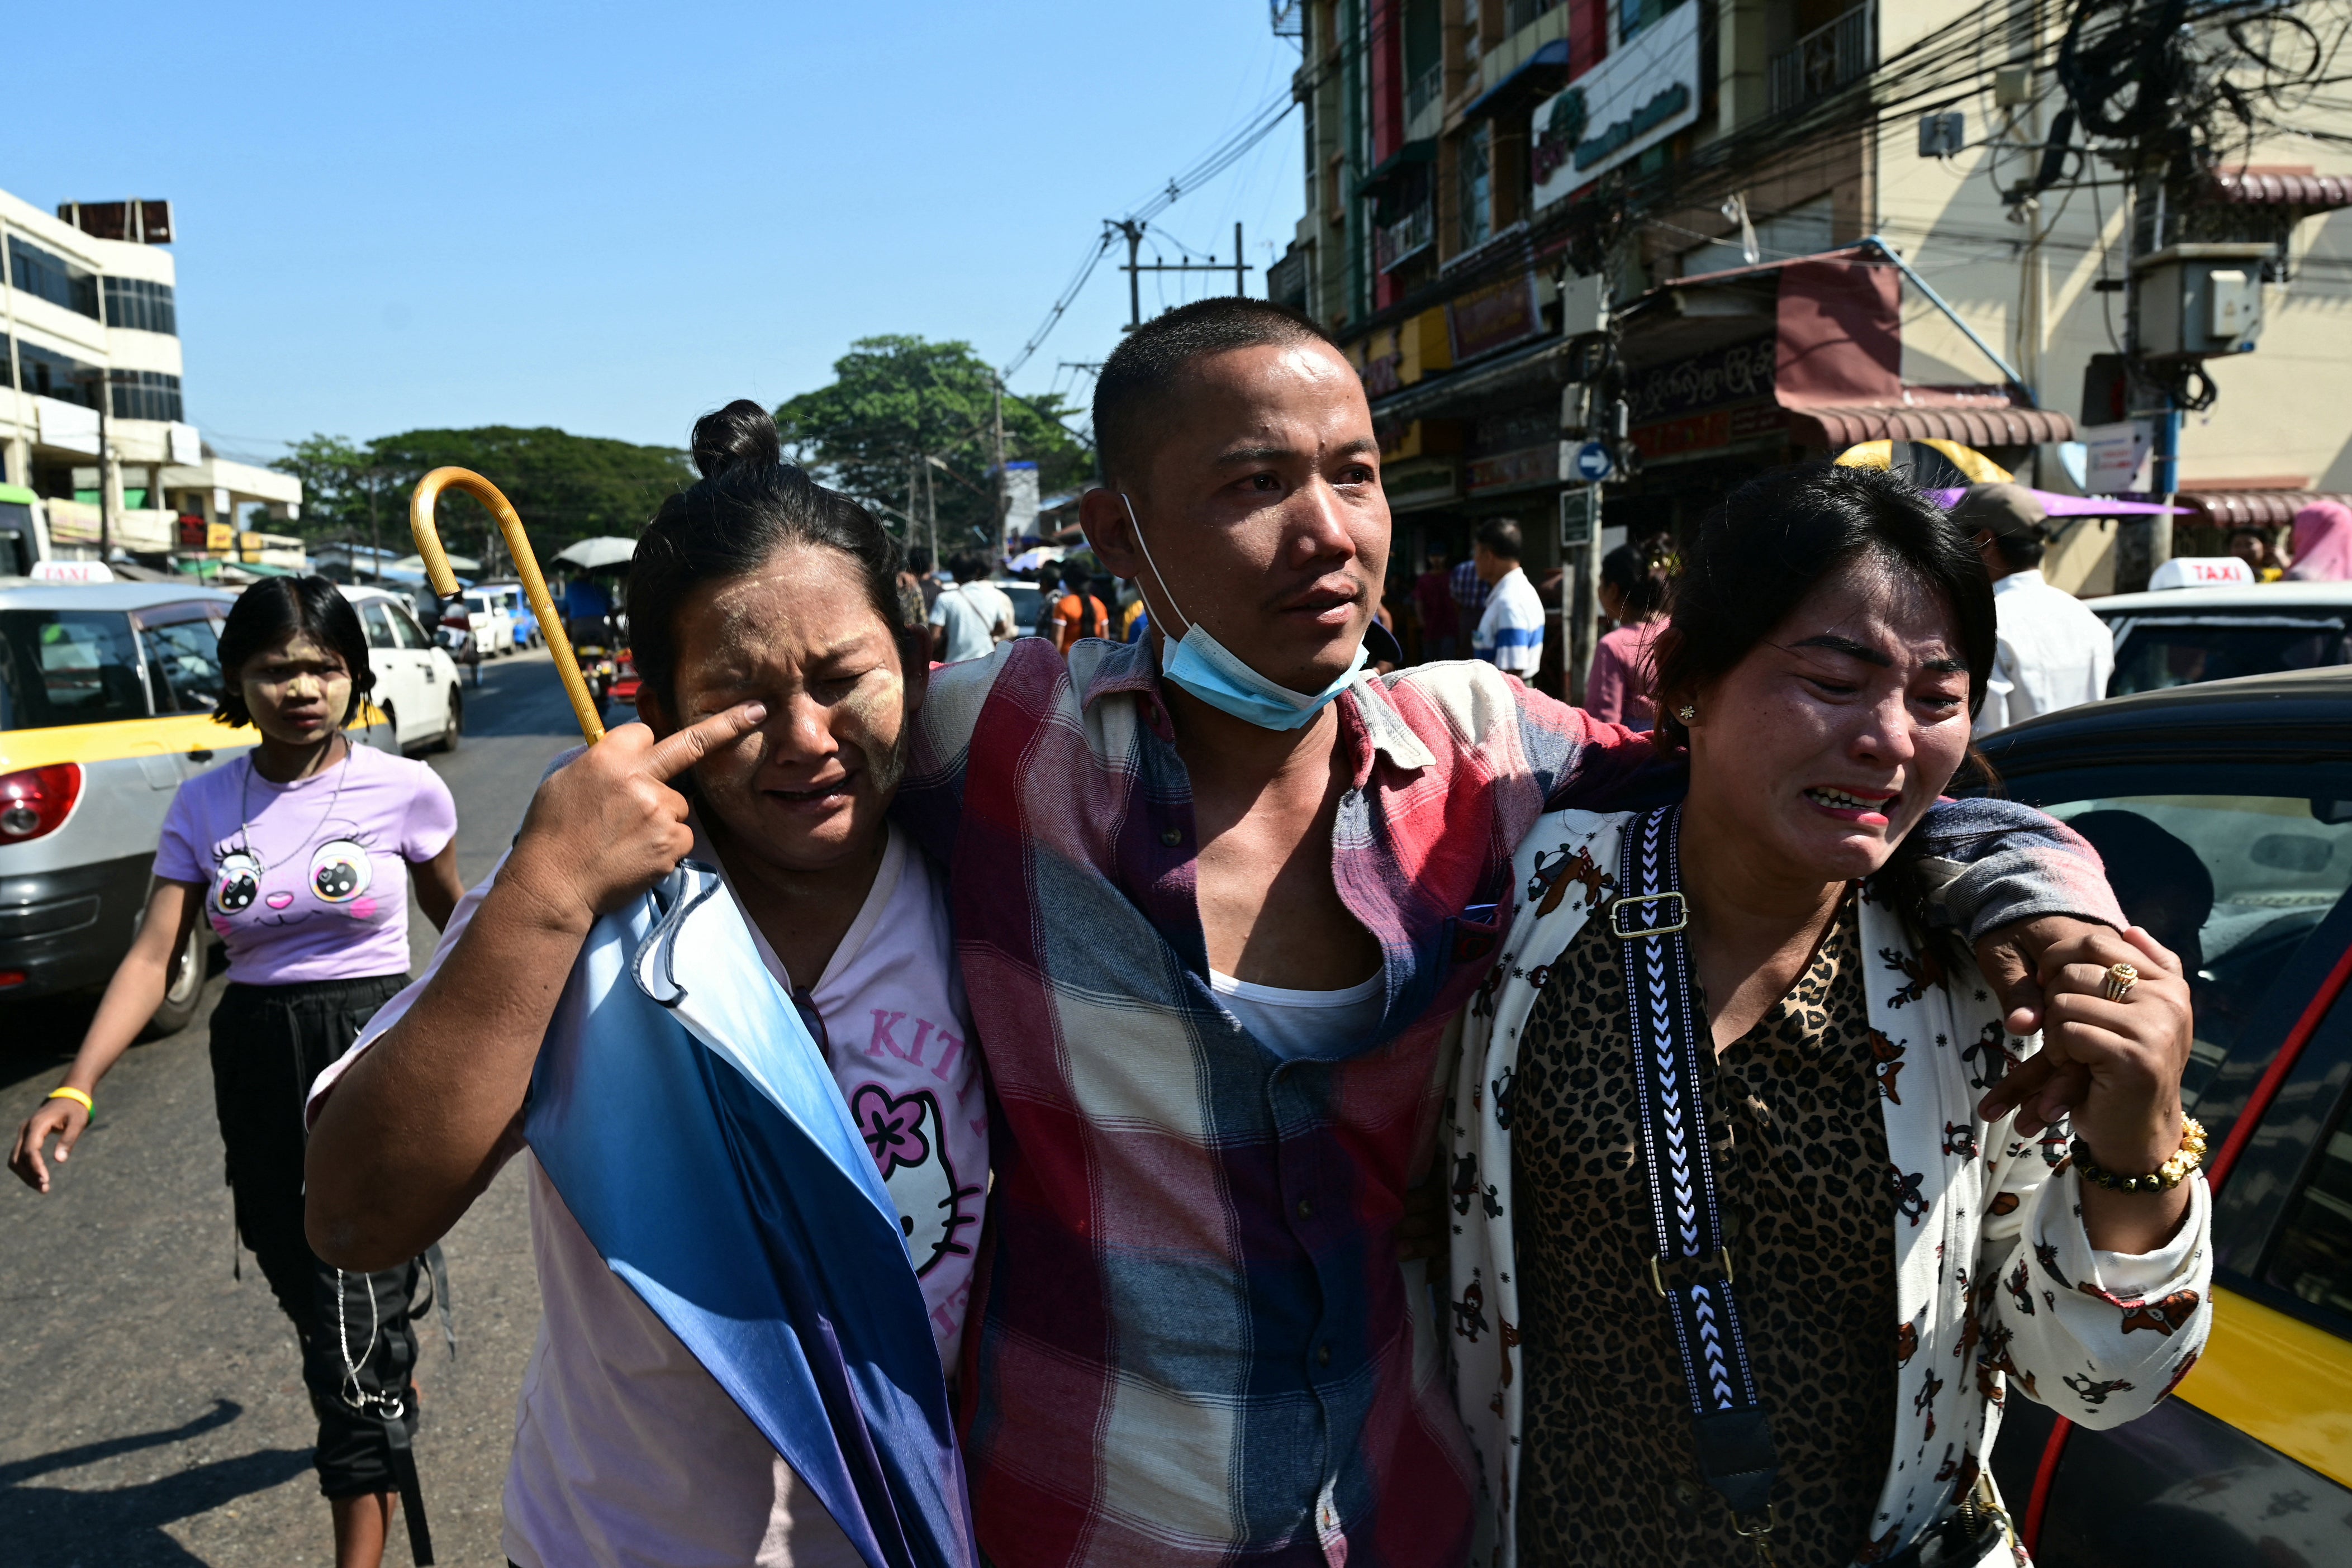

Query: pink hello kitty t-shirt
<box><xmin>154</xmin><ymin>742</ymin><xmax>457</xmax><ymax>985</ymax></box>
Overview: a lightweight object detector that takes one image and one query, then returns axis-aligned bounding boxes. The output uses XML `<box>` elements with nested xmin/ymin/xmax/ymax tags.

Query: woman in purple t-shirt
<box><xmin>10</xmin><ymin>577</ymin><xmax>463</xmax><ymax>1568</ymax></box>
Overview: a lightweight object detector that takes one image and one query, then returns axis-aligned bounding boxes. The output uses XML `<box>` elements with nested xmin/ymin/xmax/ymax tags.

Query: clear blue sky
<box><xmin>13</xmin><ymin>1</ymin><xmax>1305</xmax><ymax>464</ymax></box>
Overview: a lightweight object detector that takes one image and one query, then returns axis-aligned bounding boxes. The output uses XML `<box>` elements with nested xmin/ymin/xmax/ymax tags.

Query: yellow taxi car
<box><xmin>1976</xmin><ymin>666</ymin><xmax>2352</xmax><ymax>1563</ymax></box>
<box><xmin>0</xmin><ymin>580</ymin><xmax>383</xmax><ymax>1036</ymax></box>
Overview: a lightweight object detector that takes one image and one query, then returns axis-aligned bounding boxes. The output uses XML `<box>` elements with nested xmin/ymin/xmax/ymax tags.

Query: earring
<box><xmin>1676</xmin><ymin>705</ymin><xmax>1697</xmax><ymax>723</ymax></box>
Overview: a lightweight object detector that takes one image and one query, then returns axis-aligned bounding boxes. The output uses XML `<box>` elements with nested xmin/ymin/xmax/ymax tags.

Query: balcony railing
<box><xmin>1376</xmin><ymin>203</ymin><xmax>1435</xmax><ymax>274</ymax></box>
<box><xmin>1406</xmin><ymin>60</ymin><xmax>1443</xmax><ymax>122</ymax></box>
<box><xmin>1503</xmin><ymin>0</ymin><xmax>1557</xmax><ymax>35</ymax></box>
<box><xmin>1767</xmin><ymin>5</ymin><xmax>1875</xmax><ymax>117</ymax></box>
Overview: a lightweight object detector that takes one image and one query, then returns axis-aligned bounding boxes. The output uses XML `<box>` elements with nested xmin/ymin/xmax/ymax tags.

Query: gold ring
<box><xmin>2103</xmin><ymin>962</ymin><xmax>2140</xmax><ymax>1002</ymax></box>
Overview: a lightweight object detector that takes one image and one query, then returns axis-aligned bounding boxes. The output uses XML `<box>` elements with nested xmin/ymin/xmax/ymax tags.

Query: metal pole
<box><xmin>1234</xmin><ymin>222</ymin><xmax>1246</xmax><ymax>296</ymax></box>
<box><xmin>991</xmin><ymin>376</ymin><xmax>1007</xmax><ymax>555</ymax></box>
<box><xmin>1123</xmin><ymin>221</ymin><xmax>1144</xmax><ymax>330</ymax></box>
<box><xmin>1860</xmin><ymin>235</ymin><xmax>2038</xmax><ymax>408</ymax></box>
<box><xmin>96</xmin><ymin>380</ymin><xmax>111</xmax><ymax>559</ymax></box>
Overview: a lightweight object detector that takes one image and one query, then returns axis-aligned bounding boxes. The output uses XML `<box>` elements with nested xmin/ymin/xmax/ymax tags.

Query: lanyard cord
<box><xmin>236</xmin><ymin>733</ymin><xmax>353</xmax><ymax>871</ymax></box>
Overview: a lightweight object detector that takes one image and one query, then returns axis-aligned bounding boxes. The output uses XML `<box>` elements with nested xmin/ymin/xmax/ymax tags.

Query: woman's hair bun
<box><xmin>690</xmin><ymin>399</ymin><xmax>784</xmax><ymax>479</ymax></box>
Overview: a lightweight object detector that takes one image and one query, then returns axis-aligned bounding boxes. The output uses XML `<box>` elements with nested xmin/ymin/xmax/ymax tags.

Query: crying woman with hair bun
<box><xmin>305</xmin><ymin>400</ymin><xmax>985</xmax><ymax>1567</ymax></box>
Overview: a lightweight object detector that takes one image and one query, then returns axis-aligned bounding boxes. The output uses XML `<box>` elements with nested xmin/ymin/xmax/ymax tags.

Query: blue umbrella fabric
<box><xmin>525</xmin><ymin>861</ymin><xmax>976</xmax><ymax>1568</ymax></box>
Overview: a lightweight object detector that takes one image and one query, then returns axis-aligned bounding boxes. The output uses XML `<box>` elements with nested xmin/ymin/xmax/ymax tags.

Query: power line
<box><xmin>1001</xmin><ymin>31</ymin><xmax>1343</xmax><ymax>378</ymax></box>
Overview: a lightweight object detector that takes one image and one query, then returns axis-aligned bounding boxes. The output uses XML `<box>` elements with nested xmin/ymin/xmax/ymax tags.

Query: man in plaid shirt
<box><xmin>894</xmin><ymin>300</ymin><xmax>2121</xmax><ymax>1567</ymax></box>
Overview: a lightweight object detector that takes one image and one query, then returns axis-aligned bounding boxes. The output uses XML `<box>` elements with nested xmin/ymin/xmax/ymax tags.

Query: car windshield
<box><xmin>2107</xmin><ymin>615</ymin><xmax>2350</xmax><ymax>695</ymax></box>
<box><xmin>0</xmin><ymin>609</ymin><xmax>150</xmax><ymax>729</ymax></box>
<box><xmin>2017</xmin><ymin>790</ymin><xmax>2352</xmax><ymax>1107</ymax></box>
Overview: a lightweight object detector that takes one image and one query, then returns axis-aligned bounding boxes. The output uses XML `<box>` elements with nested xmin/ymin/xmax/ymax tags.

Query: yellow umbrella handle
<box><xmin>410</xmin><ymin>467</ymin><xmax>607</xmax><ymax>745</ymax></box>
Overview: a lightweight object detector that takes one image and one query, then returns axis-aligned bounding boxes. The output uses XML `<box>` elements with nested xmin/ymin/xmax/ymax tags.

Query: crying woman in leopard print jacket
<box><xmin>1442</xmin><ymin>467</ymin><xmax>2211</xmax><ymax>1568</ymax></box>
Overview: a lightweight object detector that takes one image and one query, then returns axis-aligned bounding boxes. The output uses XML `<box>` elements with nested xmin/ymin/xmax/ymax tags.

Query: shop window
<box><xmin>1458</xmin><ymin>126</ymin><xmax>1493</xmax><ymax>253</ymax></box>
<box><xmin>103</xmin><ymin>277</ymin><xmax>177</xmax><ymax>336</ymax></box>
<box><xmin>8</xmin><ymin>237</ymin><xmax>101</xmax><ymax>320</ymax></box>
<box><xmin>109</xmin><ymin>370</ymin><xmax>183</xmax><ymax>423</ymax></box>
<box><xmin>14</xmin><ymin>339</ymin><xmax>105</xmax><ymax>408</ymax></box>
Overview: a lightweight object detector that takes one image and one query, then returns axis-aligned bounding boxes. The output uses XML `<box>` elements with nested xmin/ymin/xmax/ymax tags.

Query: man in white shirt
<box><xmin>1957</xmin><ymin>482</ymin><xmax>2115</xmax><ymax>734</ymax></box>
<box><xmin>1469</xmin><ymin>517</ymin><xmax>1546</xmax><ymax>677</ymax></box>
<box><xmin>928</xmin><ymin>551</ymin><xmax>1016</xmax><ymax>663</ymax></box>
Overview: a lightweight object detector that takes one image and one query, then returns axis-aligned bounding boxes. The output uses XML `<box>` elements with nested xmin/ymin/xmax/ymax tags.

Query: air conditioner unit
<box><xmin>2132</xmin><ymin>243</ymin><xmax>2272</xmax><ymax>359</ymax></box>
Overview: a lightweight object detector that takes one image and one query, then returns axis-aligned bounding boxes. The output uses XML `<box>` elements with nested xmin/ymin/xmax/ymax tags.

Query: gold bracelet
<box><xmin>2071</xmin><ymin>1116</ymin><xmax>2207</xmax><ymax>1194</ymax></box>
<box><xmin>45</xmin><ymin>1086</ymin><xmax>93</xmax><ymax>1116</ymax></box>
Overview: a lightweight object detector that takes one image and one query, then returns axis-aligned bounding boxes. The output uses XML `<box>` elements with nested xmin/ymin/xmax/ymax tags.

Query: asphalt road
<box><xmin>1</xmin><ymin>648</ymin><xmax>619</xmax><ymax>1567</ymax></box>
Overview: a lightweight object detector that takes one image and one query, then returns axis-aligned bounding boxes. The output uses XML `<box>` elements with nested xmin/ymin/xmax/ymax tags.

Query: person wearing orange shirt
<box><xmin>1046</xmin><ymin>572</ymin><xmax>1110</xmax><ymax>653</ymax></box>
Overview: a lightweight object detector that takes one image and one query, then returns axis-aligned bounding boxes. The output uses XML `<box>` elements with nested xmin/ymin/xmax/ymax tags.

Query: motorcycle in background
<box><xmin>435</xmin><ymin>602</ymin><xmax>484</xmax><ymax>688</ymax></box>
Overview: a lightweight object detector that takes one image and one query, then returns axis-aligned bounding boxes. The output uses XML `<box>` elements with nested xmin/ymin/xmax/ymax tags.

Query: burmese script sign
<box><xmin>1627</xmin><ymin>335</ymin><xmax>1785</xmax><ymax>459</ymax></box>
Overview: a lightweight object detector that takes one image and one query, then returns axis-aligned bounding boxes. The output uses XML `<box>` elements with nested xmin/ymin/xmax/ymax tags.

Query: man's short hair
<box><xmin>908</xmin><ymin>544</ymin><xmax>935</xmax><ymax>575</ymax></box>
<box><xmin>1092</xmin><ymin>296</ymin><xmax>1344</xmax><ymax>493</ymax></box>
<box><xmin>1475</xmin><ymin>519</ymin><xmax>1523</xmax><ymax>562</ymax></box>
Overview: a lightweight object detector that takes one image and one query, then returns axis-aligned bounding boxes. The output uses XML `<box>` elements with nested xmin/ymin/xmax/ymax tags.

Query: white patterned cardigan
<box><xmin>1444</xmin><ymin>810</ymin><xmax>2215</xmax><ymax>1566</ymax></box>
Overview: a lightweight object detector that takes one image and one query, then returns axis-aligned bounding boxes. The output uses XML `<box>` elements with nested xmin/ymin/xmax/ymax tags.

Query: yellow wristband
<box><xmin>45</xmin><ymin>1086</ymin><xmax>92</xmax><ymax>1116</ymax></box>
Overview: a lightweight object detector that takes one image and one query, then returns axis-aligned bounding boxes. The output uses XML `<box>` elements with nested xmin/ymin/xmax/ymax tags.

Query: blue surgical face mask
<box><xmin>1121</xmin><ymin>494</ymin><xmax>1367</xmax><ymax>731</ymax></box>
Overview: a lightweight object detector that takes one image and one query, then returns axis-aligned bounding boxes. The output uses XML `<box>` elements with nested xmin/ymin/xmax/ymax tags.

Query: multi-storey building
<box><xmin>0</xmin><ymin>187</ymin><xmax>299</xmax><ymax>563</ymax></box>
<box><xmin>1276</xmin><ymin>0</ymin><xmax>2352</xmax><ymax>683</ymax></box>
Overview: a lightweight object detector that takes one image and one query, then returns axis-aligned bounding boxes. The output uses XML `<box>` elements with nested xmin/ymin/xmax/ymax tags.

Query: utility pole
<box><xmin>991</xmin><ymin>374</ymin><xmax>1008</xmax><ymax>558</ymax></box>
<box><xmin>365</xmin><ymin>466</ymin><xmax>382</xmax><ymax>584</ymax></box>
<box><xmin>1116</xmin><ymin>222</ymin><xmax>1253</xmax><ymax>330</ymax></box>
<box><xmin>96</xmin><ymin>386</ymin><xmax>111</xmax><ymax>560</ymax></box>
<box><xmin>930</xmin><ymin>461</ymin><xmax>941</xmax><ymax>560</ymax></box>
<box><xmin>1117</xmin><ymin>220</ymin><xmax>1146</xmax><ymax>331</ymax></box>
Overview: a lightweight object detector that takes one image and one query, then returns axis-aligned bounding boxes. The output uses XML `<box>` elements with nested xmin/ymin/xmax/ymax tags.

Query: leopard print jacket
<box><xmin>1444</xmin><ymin>810</ymin><xmax>2215</xmax><ymax>1568</ymax></box>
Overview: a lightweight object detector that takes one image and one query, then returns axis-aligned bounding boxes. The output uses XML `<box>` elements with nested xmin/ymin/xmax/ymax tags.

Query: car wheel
<box><xmin>139</xmin><ymin>922</ymin><xmax>206</xmax><ymax>1040</ymax></box>
<box><xmin>436</xmin><ymin>688</ymin><xmax>463</xmax><ymax>753</ymax></box>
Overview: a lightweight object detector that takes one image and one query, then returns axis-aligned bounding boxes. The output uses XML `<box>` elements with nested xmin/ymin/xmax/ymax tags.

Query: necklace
<box><xmin>237</xmin><ymin>733</ymin><xmax>353</xmax><ymax>871</ymax></box>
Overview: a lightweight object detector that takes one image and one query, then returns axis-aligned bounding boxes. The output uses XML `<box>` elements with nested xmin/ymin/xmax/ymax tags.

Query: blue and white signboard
<box><xmin>1571</xmin><ymin>441</ymin><xmax>1615</xmax><ymax>483</ymax></box>
<box><xmin>1529</xmin><ymin>2</ymin><xmax>1703</xmax><ymax>208</ymax></box>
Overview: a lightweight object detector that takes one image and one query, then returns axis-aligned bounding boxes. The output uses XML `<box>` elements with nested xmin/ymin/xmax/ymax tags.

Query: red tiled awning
<box><xmin>2178</xmin><ymin>490</ymin><xmax>2352</xmax><ymax>528</ymax></box>
<box><xmin>1788</xmin><ymin>404</ymin><xmax>2075</xmax><ymax>448</ymax></box>
<box><xmin>2208</xmin><ymin>169</ymin><xmax>2352</xmax><ymax>209</ymax></box>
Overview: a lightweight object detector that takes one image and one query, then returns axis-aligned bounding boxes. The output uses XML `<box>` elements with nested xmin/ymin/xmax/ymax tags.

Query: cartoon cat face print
<box><xmin>851</xmin><ymin>1083</ymin><xmax>982</xmax><ymax>1277</ymax></box>
<box><xmin>208</xmin><ymin>825</ymin><xmax>388</xmax><ymax>930</ymax></box>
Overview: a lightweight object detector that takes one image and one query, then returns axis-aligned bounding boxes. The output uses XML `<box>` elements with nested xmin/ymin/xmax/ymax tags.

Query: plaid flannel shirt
<box><xmin>895</xmin><ymin>636</ymin><xmax>2117</xmax><ymax>1568</ymax></box>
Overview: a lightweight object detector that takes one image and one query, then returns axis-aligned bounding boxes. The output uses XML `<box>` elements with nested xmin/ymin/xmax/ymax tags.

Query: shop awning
<box><xmin>1789</xmin><ymin>402</ymin><xmax>2075</xmax><ymax>449</ymax></box>
<box><xmin>2206</xmin><ymin>168</ymin><xmax>2352</xmax><ymax>210</ymax></box>
<box><xmin>2178</xmin><ymin>488</ymin><xmax>2352</xmax><ymax>528</ymax></box>
<box><xmin>1354</xmin><ymin>140</ymin><xmax>1436</xmax><ymax>199</ymax></box>
<box><xmin>1463</xmin><ymin>39</ymin><xmax>1571</xmax><ymax>121</ymax></box>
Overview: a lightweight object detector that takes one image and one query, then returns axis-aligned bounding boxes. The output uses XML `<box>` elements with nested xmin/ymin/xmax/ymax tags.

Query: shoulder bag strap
<box><xmin>1615</xmin><ymin>803</ymin><xmax>1784</xmax><ymax>1562</ymax></box>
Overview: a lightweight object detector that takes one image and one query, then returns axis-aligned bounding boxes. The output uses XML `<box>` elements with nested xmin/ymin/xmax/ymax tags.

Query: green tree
<box><xmin>271</xmin><ymin>434</ymin><xmax>383</xmax><ymax>543</ymax></box>
<box><xmin>274</xmin><ymin>426</ymin><xmax>690</xmax><ymax>566</ymax></box>
<box><xmin>773</xmin><ymin>335</ymin><xmax>1092</xmax><ymax>553</ymax></box>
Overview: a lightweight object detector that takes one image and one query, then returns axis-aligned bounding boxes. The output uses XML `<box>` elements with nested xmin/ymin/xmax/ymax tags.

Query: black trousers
<box><xmin>209</xmin><ymin>973</ymin><xmax>434</xmax><ymax>1560</ymax></box>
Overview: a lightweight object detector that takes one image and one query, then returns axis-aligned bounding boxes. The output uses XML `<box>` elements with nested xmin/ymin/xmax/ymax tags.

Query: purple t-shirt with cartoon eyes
<box><xmin>155</xmin><ymin>743</ymin><xmax>458</xmax><ymax>987</ymax></box>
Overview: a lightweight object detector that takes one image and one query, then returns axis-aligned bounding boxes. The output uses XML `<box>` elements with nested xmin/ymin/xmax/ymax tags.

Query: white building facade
<box><xmin>0</xmin><ymin>187</ymin><xmax>298</xmax><ymax>561</ymax></box>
